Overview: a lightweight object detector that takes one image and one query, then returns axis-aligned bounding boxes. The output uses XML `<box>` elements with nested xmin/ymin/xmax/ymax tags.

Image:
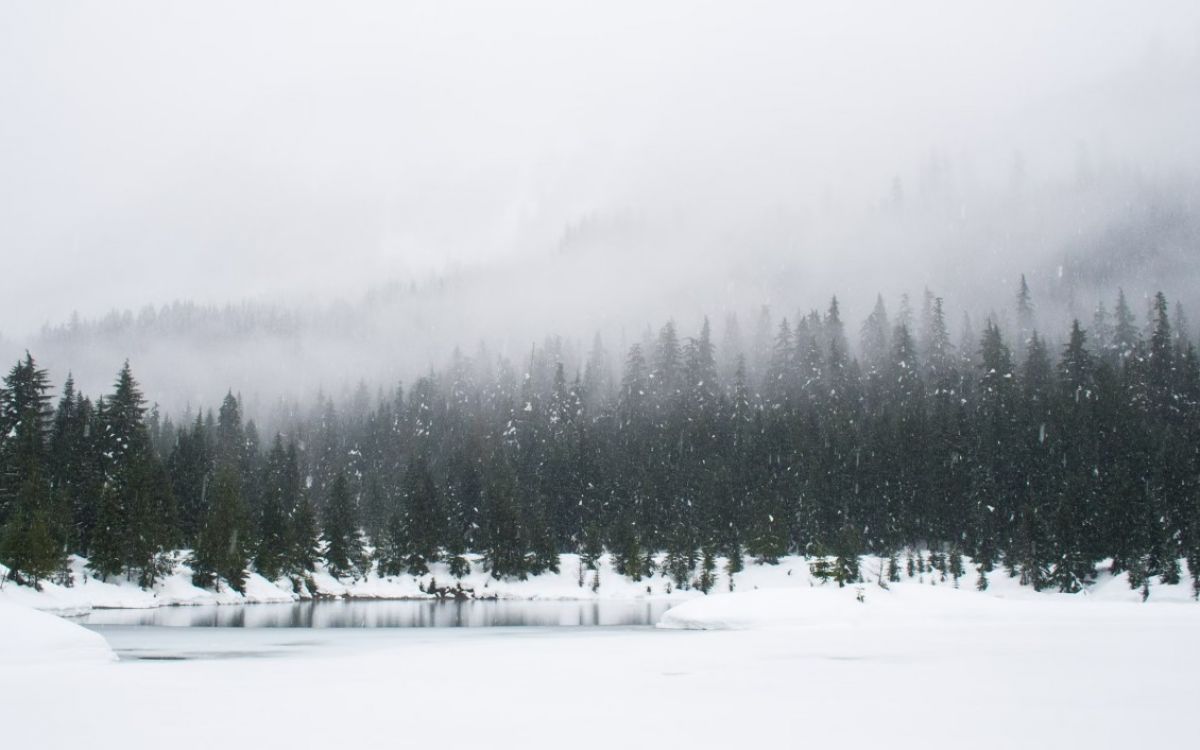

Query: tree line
<box><xmin>2</xmin><ymin>281</ymin><xmax>1199</xmax><ymax>600</ymax></box>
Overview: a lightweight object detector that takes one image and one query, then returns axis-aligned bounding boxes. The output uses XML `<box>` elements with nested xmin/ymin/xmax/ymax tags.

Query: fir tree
<box><xmin>88</xmin><ymin>362</ymin><xmax>176</xmax><ymax>586</ymax></box>
<box><xmin>401</xmin><ymin>454</ymin><xmax>443</xmax><ymax>575</ymax></box>
<box><xmin>287</xmin><ymin>494</ymin><xmax>321</xmax><ymax>578</ymax></box>
<box><xmin>1113</xmin><ymin>289</ymin><xmax>1140</xmax><ymax>362</ymax></box>
<box><xmin>1015</xmin><ymin>274</ymin><xmax>1035</xmax><ymax>360</ymax></box>
<box><xmin>374</xmin><ymin>509</ymin><xmax>407</xmax><ymax>578</ymax></box>
<box><xmin>191</xmin><ymin>464</ymin><xmax>249</xmax><ymax>592</ymax></box>
<box><xmin>322</xmin><ymin>473</ymin><xmax>367</xmax><ymax>579</ymax></box>
<box><xmin>481</xmin><ymin>455</ymin><xmax>527</xmax><ymax>580</ymax></box>
<box><xmin>253</xmin><ymin>434</ymin><xmax>293</xmax><ymax>581</ymax></box>
<box><xmin>695</xmin><ymin>546</ymin><xmax>717</xmax><ymax>594</ymax></box>
<box><xmin>0</xmin><ymin>354</ymin><xmax>64</xmax><ymax>587</ymax></box>
<box><xmin>886</xmin><ymin>551</ymin><xmax>901</xmax><ymax>583</ymax></box>
<box><xmin>832</xmin><ymin>525</ymin><xmax>862</xmax><ymax>587</ymax></box>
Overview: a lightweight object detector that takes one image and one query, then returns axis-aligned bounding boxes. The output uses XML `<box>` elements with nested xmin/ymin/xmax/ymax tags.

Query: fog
<box><xmin>2</xmin><ymin>1</ymin><xmax>1199</xmax><ymax>413</ymax></box>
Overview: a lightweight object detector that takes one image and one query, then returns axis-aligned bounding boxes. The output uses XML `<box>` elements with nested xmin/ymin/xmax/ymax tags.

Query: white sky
<box><xmin>2</xmin><ymin>1</ymin><xmax>1199</xmax><ymax>338</ymax></box>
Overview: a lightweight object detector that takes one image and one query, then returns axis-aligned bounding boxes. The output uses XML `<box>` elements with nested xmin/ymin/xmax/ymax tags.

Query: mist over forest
<box><xmin>2</xmin><ymin>1</ymin><xmax>1199</xmax><ymax>421</ymax></box>
<box><xmin>10</xmin><ymin>158</ymin><xmax>1200</xmax><ymax>423</ymax></box>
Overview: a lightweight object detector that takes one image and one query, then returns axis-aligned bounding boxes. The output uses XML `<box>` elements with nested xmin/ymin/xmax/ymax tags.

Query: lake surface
<box><xmin>77</xmin><ymin>598</ymin><xmax>675</xmax><ymax>628</ymax></box>
<box><xmin>78</xmin><ymin>599</ymin><xmax>680</xmax><ymax>661</ymax></box>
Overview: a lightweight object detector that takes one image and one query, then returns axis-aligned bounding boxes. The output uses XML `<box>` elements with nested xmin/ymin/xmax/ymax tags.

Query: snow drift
<box><xmin>656</xmin><ymin>583</ymin><xmax>998</xmax><ymax>630</ymax></box>
<box><xmin>0</xmin><ymin>599</ymin><xmax>115</xmax><ymax>665</ymax></box>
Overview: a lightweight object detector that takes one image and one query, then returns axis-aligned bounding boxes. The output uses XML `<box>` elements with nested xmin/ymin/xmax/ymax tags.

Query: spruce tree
<box><xmin>831</xmin><ymin>525</ymin><xmax>862</xmax><ymax>587</ymax></box>
<box><xmin>253</xmin><ymin>434</ymin><xmax>292</xmax><ymax>581</ymax></box>
<box><xmin>0</xmin><ymin>354</ymin><xmax>64</xmax><ymax>587</ymax></box>
<box><xmin>191</xmin><ymin>464</ymin><xmax>249</xmax><ymax>592</ymax></box>
<box><xmin>322</xmin><ymin>472</ymin><xmax>367</xmax><ymax>579</ymax></box>
<box><xmin>287</xmin><ymin>494</ymin><xmax>321</xmax><ymax>578</ymax></box>
<box><xmin>482</xmin><ymin>453</ymin><xmax>528</xmax><ymax>580</ymax></box>
<box><xmin>47</xmin><ymin>374</ymin><xmax>99</xmax><ymax>559</ymax></box>
<box><xmin>88</xmin><ymin>362</ymin><xmax>176</xmax><ymax>587</ymax></box>
<box><xmin>168</xmin><ymin>414</ymin><xmax>213</xmax><ymax>545</ymax></box>
<box><xmin>1015</xmin><ymin>274</ymin><xmax>1035</xmax><ymax>361</ymax></box>
<box><xmin>401</xmin><ymin>454</ymin><xmax>443</xmax><ymax>575</ymax></box>
<box><xmin>1113</xmin><ymin>289</ymin><xmax>1140</xmax><ymax>362</ymax></box>
<box><xmin>695</xmin><ymin>546</ymin><xmax>717</xmax><ymax>594</ymax></box>
<box><xmin>374</xmin><ymin>509</ymin><xmax>407</xmax><ymax>577</ymax></box>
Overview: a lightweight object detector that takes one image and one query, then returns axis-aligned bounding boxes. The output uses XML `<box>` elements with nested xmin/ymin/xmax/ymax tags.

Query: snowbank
<box><xmin>4</xmin><ymin>552</ymin><xmax>1196</xmax><ymax>616</ymax></box>
<box><xmin>658</xmin><ymin>561</ymin><xmax>1200</xmax><ymax>630</ymax></box>
<box><xmin>0</xmin><ymin>557</ymin><xmax>295</xmax><ymax>614</ymax></box>
<box><xmin>657</xmin><ymin>582</ymin><xmax>1014</xmax><ymax>630</ymax></box>
<box><xmin>0</xmin><ymin>599</ymin><xmax>115</xmax><ymax>665</ymax></box>
<box><xmin>0</xmin><ymin>553</ymin><xmax>699</xmax><ymax>615</ymax></box>
<box><xmin>660</xmin><ymin>585</ymin><xmax>873</xmax><ymax>630</ymax></box>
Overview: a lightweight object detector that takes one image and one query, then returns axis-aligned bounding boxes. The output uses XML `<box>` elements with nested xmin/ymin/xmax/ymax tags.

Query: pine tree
<box><xmin>747</xmin><ymin>502</ymin><xmax>789</xmax><ymax>564</ymax></box>
<box><xmin>0</xmin><ymin>354</ymin><xmax>64</xmax><ymax>587</ymax></box>
<box><xmin>724</xmin><ymin>538</ymin><xmax>744</xmax><ymax>591</ymax></box>
<box><xmin>1015</xmin><ymin>274</ymin><xmax>1035</xmax><ymax>361</ymax></box>
<box><xmin>860</xmin><ymin>294</ymin><xmax>892</xmax><ymax>377</ymax></box>
<box><xmin>976</xmin><ymin>565</ymin><xmax>989</xmax><ymax>591</ymax></box>
<box><xmin>831</xmin><ymin>525</ymin><xmax>862</xmax><ymax>587</ymax></box>
<box><xmin>322</xmin><ymin>473</ymin><xmax>367</xmax><ymax>579</ymax></box>
<box><xmin>764</xmin><ymin>318</ymin><xmax>795</xmax><ymax>406</ymax></box>
<box><xmin>481</xmin><ymin>454</ymin><xmax>527</xmax><ymax>579</ymax></box>
<box><xmin>253</xmin><ymin>434</ymin><xmax>293</xmax><ymax>581</ymax></box>
<box><xmin>1092</xmin><ymin>302</ymin><xmax>1115</xmax><ymax>363</ymax></box>
<box><xmin>971</xmin><ymin>321</ymin><xmax>1018</xmax><ymax>573</ymax></box>
<box><xmin>191</xmin><ymin>464</ymin><xmax>249</xmax><ymax>592</ymax></box>
<box><xmin>1113</xmin><ymin>289</ymin><xmax>1140</xmax><ymax>362</ymax></box>
<box><xmin>809</xmin><ymin>546</ymin><xmax>834</xmax><ymax>585</ymax></box>
<box><xmin>401</xmin><ymin>454</ymin><xmax>442</xmax><ymax>575</ymax></box>
<box><xmin>47</xmin><ymin>374</ymin><xmax>99</xmax><ymax>559</ymax></box>
<box><xmin>886</xmin><ymin>551</ymin><xmax>901</xmax><ymax>583</ymax></box>
<box><xmin>168</xmin><ymin>414</ymin><xmax>213</xmax><ymax>546</ymax></box>
<box><xmin>947</xmin><ymin>547</ymin><xmax>964</xmax><ymax>585</ymax></box>
<box><xmin>287</xmin><ymin>494</ymin><xmax>321</xmax><ymax>579</ymax></box>
<box><xmin>581</xmin><ymin>333</ymin><xmax>612</xmax><ymax>414</ymax></box>
<box><xmin>88</xmin><ymin>471</ymin><xmax>125</xmax><ymax>581</ymax></box>
<box><xmin>374</xmin><ymin>509</ymin><xmax>407</xmax><ymax>577</ymax></box>
<box><xmin>1050</xmin><ymin>320</ymin><xmax>1099</xmax><ymax>593</ymax></box>
<box><xmin>88</xmin><ymin>362</ymin><xmax>176</xmax><ymax>587</ymax></box>
<box><xmin>695</xmin><ymin>546</ymin><xmax>717</xmax><ymax>594</ymax></box>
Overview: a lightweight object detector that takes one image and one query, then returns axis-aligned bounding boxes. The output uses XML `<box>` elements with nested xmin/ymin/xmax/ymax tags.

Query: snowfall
<box><xmin>2</xmin><ymin>554</ymin><xmax>1198</xmax><ymax>749</ymax></box>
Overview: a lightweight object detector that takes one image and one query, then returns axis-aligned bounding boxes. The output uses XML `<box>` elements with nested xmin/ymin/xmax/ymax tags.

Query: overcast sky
<box><xmin>2</xmin><ymin>1</ymin><xmax>1199</xmax><ymax>341</ymax></box>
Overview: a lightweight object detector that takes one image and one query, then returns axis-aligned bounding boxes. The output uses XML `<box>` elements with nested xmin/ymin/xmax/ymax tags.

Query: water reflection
<box><xmin>78</xmin><ymin>599</ymin><xmax>674</xmax><ymax>628</ymax></box>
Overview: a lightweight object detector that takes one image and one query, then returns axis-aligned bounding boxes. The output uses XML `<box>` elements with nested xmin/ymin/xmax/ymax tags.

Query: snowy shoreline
<box><xmin>4</xmin><ymin>550</ymin><xmax>1196</xmax><ymax>616</ymax></box>
<box><xmin>0</xmin><ymin>552</ymin><xmax>701</xmax><ymax>615</ymax></box>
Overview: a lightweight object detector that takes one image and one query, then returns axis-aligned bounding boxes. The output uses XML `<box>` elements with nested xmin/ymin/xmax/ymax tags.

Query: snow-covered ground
<box><xmin>2</xmin><ymin>573</ymin><xmax>1198</xmax><ymax>750</ymax></box>
<box><xmin>3</xmin><ymin>552</ymin><xmax>1196</xmax><ymax>614</ymax></box>
<box><xmin>0</xmin><ymin>598</ymin><xmax>114</xmax><ymax>666</ymax></box>
<box><xmin>4</xmin><ymin>553</ymin><xmax>1197</xmax><ymax>748</ymax></box>
<box><xmin>0</xmin><ymin>553</ymin><xmax>706</xmax><ymax>614</ymax></box>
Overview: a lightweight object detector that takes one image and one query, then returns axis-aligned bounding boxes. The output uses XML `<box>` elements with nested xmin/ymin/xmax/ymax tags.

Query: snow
<box><xmin>2</xmin><ymin>588</ymin><xmax>1198</xmax><ymax>749</ymax></box>
<box><xmin>0</xmin><ymin>553</ymin><xmax>702</xmax><ymax>615</ymax></box>
<box><xmin>4</xmin><ymin>553</ymin><xmax>1198</xmax><ymax>616</ymax></box>
<box><xmin>2</xmin><ymin>554</ymin><xmax>1198</xmax><ymax>748</ymax></box>
<box><xmin>0</xmin><ymin>556</ymin><xmax>295</xmax><ymax>614</ymax></box>
<box><xmin>659</xmin><ymin>583</ymin><xmax>926</xmax><ymax>629</ymax></box>
<box><xmin>656</xmin><ymin>579</ymin><xmax>1123</xmax><ymax>631</ymax></box>
<box><xmin>0</xmin><ymin>599</ymin><xmax>114</xmax><ymax>665</ymax></box>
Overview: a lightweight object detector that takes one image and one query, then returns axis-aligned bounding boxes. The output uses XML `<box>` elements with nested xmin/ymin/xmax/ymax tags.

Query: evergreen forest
<box><xmin>3</xmin><ymin>281</ymin><xmax>1199</xmax><ymax>600</ymax></box>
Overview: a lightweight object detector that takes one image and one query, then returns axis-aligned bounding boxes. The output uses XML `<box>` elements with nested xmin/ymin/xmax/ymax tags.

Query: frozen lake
<box><xmin>76</xmin><ymin>598</ymin><xmax>673</xmax><ymax>628</ymax></box>
<box><xmin>76</xmin><ymin>599</ymin><xmax>676</xmax><ymax>661</ymax></box>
